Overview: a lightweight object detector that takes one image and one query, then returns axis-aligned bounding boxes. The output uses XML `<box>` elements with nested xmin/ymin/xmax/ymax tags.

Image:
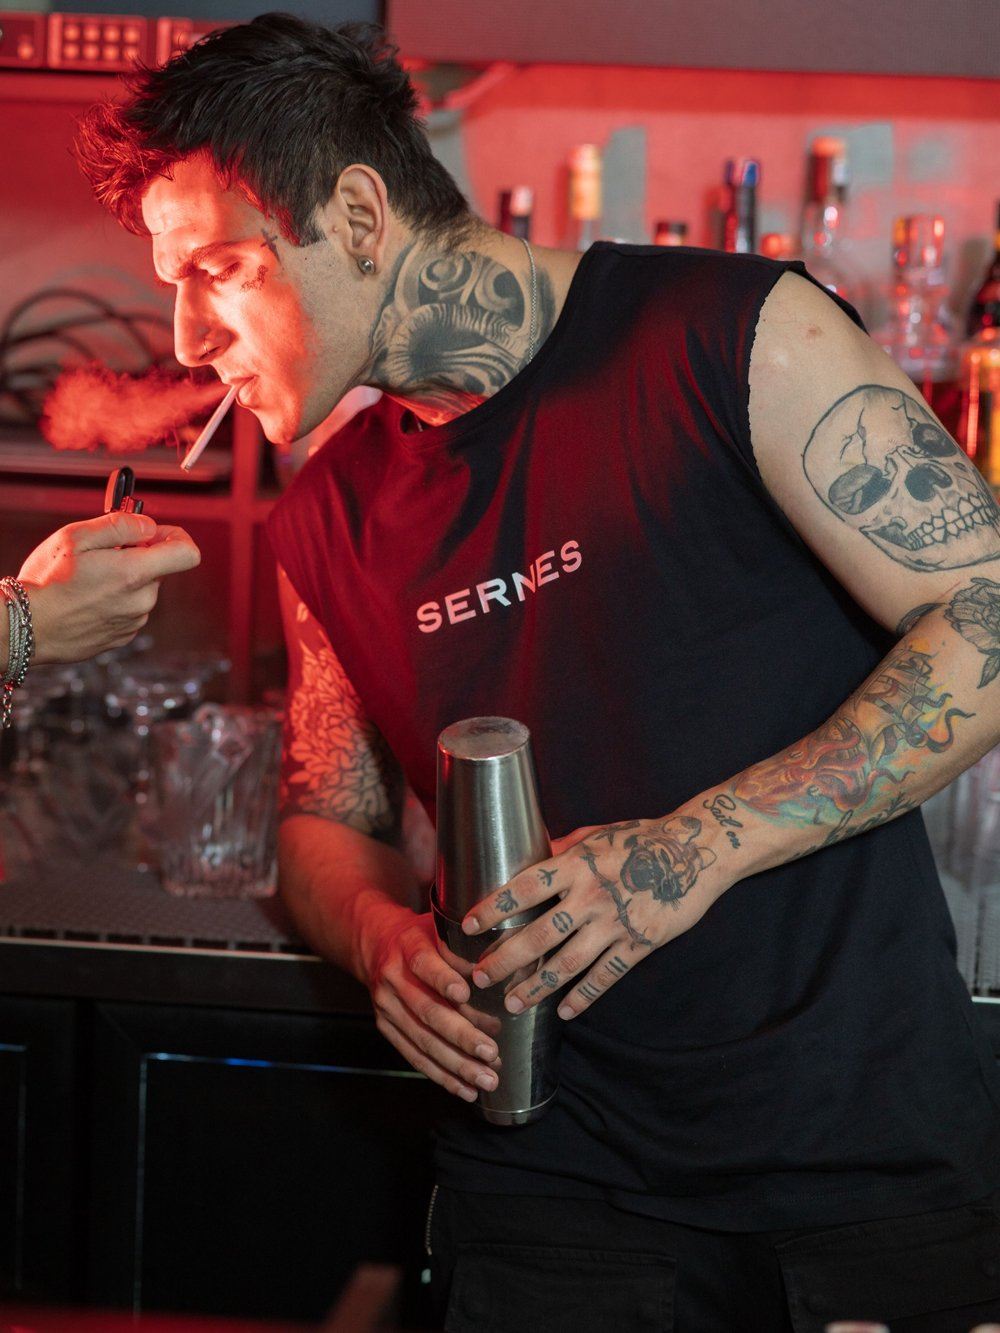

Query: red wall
<box><xmin>445</xmin><ymin>64</ymin><xmax>1000</xmax><ymax>325</ymax></box>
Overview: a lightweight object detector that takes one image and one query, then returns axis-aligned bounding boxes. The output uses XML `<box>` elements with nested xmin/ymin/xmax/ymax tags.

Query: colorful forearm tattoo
<box><xmin>723</xmin><ymin>583</ymin><xmax>999</xmax><ymax>847</ymax></box>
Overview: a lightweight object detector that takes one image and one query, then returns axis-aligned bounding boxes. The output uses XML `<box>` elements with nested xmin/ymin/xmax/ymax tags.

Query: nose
<box><xmin>173</xmin><ymin>287</ymin><xmax>230</xmax><ymax>369</ymax></box>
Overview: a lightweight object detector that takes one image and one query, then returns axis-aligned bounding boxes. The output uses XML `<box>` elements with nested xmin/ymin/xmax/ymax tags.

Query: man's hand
<box><xmin>18</xmin><ymin>511</ymin><xmax>201</xmax><ymax>663</ymax></box>
<box><xmin>366</xmin><ymin>909</ymin><xmax>503</xmax><ymax>1103</ymax></box>
<box><xmin>461</xmin><ymin>815</ymin><xmax>728</xmax><ymax>1020</ymax></box>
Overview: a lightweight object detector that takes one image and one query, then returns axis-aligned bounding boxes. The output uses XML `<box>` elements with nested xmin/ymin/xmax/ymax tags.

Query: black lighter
<box><xmin>104</xmin><ymin>465</ymin><xmax>144</xmax><ymax>516</ymax></box>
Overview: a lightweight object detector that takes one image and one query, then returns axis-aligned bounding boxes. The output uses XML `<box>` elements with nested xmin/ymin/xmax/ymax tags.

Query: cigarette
<box><xmin>180</xmin><ymin>384</ymin><xmax>238</xmax><ymax>472</ymax></box>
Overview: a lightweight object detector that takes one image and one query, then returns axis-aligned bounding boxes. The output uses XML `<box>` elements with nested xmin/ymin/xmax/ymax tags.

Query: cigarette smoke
<box><xmin>40</xmin><ymin>365</ymin><xmax>228</xmax><ymax>454</ymax></box>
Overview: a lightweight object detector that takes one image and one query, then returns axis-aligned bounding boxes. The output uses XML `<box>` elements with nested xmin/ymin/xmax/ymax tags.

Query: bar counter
<box><xmin>0</xmin><ymin>854</ymin><xmax>368</xmax><ymax>1015</ymax></box>
<box><xmin>0</xmin><ymin>858</ymin><xmax>445</xmax><ymax>1328</ymax></box>
<box><xmin>1</xmin><ymin>850</ymin><xmax>998</xmax><ymax>1329</ymax></box>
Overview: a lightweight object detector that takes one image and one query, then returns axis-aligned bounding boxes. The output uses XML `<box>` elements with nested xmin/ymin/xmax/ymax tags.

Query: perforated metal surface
<box><xmin>0</xmin><ymin>855</ymin><xmax>309</xmax><ymax>954</ymax></box>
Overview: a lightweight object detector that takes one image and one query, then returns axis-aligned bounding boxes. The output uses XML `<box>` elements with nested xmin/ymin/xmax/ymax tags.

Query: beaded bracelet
<box><xmin>0</xmin><ymin>577</ymin><xmax>34</xmax><ymax>729</ymax></box>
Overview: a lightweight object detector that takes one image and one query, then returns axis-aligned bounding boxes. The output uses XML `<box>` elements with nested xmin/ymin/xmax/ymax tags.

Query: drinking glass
<box><xmin>152</xmin><ymin>704</ymin><xmax>282</xmax><ymax>898</ymax></box>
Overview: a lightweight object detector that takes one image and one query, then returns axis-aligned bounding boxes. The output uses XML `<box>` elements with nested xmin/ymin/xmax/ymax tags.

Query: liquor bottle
<box><xmin>760</xmin><ymin>233</ymin><xmax>795</xmax><ymax>261</ymax></box>
<box><xmin>966</xmin><ymin>201</ymin><xmax>1000</xmax><ymax>338</ymax></box>
<box><xmin>497</xmin><ymin>186</ymin><xmax>534</xmax><ymax>241</ymax></box>
<box><xmin>873</xmin><ymin>215</ymin><xmax>959</xmax><ymax>426</ymax></box>
<box><xmin>564</xmin><ymin>144</ymin><xmax>602</xmax><ymax>251</ymax></box>
<box><xmin>722</xmin><ymin>158</ymin><xmax>759</xmax><ymax>255</ymax></box>
<box><xmin>799</xmin><ymin>136</ymin><xmax>852</xmax><ymax>299</ymax></box>
<box><xmin>653</xmin><ymin>220</ymin><xmax>688</xmax><ymax>246</ymax></box>
<box><xmin>957</xmin><ymin>335</ymin><xmax>1000</xmax><ymax>485</ymax></box>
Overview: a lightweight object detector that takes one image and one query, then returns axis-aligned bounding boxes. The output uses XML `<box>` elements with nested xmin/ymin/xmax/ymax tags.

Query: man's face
<box><xmin>142</xmin><ymin>154</ymin><xmax>364</xmax><ymax>444</ymax></box>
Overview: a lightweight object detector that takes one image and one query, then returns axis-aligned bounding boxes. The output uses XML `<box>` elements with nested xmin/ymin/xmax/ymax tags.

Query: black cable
<box><xmin>0</xmin><ymin>287</ymin><xmax>184</xmax><ymax>434</ymax></box>
<box><xmin>3</xmin><ymin>306</ymin><xmax>172</xmax><ymax>359</ymax></box>
<box><xmin>0</xmin><ymin>287</ymin><xmax>167</xmax><ymax>362</ymax></box>
<box><xmin>4</xmin><ymin>311</ymin><xmax>171</xmax><ymax>367</ymax></box>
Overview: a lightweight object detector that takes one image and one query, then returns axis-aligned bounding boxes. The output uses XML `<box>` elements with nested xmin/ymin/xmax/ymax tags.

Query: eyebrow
<box><xmin>153</xmin><ymin>239</ymin><xmax>246</xmax><ymax>286</ymax></box>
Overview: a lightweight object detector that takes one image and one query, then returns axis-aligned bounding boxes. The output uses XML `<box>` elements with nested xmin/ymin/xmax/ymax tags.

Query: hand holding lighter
<box><xmin>432</xmin><ymin>716</ymin><xmax>563</xmax><ymax>1125</ymax></box>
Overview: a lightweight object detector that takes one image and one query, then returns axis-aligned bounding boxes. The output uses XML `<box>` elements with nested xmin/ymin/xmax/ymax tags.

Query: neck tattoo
<box><xmin>369</xmin><ymin>237</ymin><xmax>551</xmax><ymax>431</ymax></box>
<box><xmin>521</xmin><ymin>236</ymin><xmax>538</xmax><ymax>362</ymax></box>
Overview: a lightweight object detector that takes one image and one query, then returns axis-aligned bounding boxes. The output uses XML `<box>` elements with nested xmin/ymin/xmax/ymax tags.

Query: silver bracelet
<box><xmin>0</xmin><ymin>577</ymin><xmax>34</xmax><ymax>729</ymax></box>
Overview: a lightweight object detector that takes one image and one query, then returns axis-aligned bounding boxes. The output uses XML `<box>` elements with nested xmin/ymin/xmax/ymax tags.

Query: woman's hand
<box><xmin>18</xmin><ymin>511</ymin><xmax>200</xmax><ymax>663</ymax></box>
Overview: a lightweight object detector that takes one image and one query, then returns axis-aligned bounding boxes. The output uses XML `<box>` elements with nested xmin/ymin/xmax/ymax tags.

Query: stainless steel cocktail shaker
<box><xmin>431</xmin><ymin>717</ymin><xmax>562</xmax><ymax>1125</ymax></box>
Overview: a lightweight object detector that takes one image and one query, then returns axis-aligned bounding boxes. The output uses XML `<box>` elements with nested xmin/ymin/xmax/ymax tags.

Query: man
<box><xmin>76</xmin><ymin>15</ymin><xmax>1000</xmax><ymax>1330</ymax></box>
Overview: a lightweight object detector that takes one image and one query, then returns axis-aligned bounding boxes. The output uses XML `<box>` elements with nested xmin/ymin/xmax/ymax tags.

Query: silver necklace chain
<box><xmin>520</xmin><ymin>236</ymin><xmax>537</xmax><ymax>361</ymax></box>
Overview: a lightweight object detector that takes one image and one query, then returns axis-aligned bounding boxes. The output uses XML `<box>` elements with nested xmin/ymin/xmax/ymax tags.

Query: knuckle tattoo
<box><xmin>552</xmin><ymin>910</ymin><xmax>573</xmax><ymax>934</ymax></box>
<box><xmin>540</xmin><ymin>969</ymin><xmax>560</xmax><ymax>988</ymax></box>
<box><xmin>607</xmin><ymin>956</ymin><xmax>629</xmax><ymax>976</ymax></box>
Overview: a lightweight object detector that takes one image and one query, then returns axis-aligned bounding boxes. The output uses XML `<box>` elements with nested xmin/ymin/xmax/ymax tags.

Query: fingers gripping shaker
<box><xmin>431</xmin><ymin>717</ymin><xmax>563</xmax><ymax>1125</ymax></box>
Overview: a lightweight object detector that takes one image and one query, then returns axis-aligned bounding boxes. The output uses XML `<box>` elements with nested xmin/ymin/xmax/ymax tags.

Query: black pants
<box><xmin>426</xmin><ymin>1184</ymin><xmax>1000</xmax><ymax>1333</ymax></box>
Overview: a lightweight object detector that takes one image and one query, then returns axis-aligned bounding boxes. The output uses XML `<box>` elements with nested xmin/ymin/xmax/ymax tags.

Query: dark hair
<box><xmin>75</xmin><ymin>13</ymin><xmax>475</xmax><ymax>247</ymax></box>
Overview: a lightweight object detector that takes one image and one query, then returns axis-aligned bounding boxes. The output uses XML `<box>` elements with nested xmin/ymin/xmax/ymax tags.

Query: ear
<box><xmin>323</xmin><ymin>164</ymin><xmax>391</xmax><ymax>271</ymax></box>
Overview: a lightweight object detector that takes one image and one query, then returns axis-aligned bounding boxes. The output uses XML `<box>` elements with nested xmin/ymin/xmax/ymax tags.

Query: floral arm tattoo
<box><xmin>278</xmin><ymin>568</ymin><xmax>403</xmax><ymax>845</ymax></box>
<box><xmin>896</xmin><ymin>576</ymin><xmax>1000</xmax><ymax>688</ymax></box>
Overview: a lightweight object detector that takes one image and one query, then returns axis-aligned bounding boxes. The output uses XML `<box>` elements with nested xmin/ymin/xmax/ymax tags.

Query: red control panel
<box><xmin>47</xmin><ymin>12</ymin><xmax>149</xmax><ymax>71</ymax></box>
<box><xmin>0</xmin><ymin>12</ymin><xmax>230</xmax><ymax>71</ymax></box>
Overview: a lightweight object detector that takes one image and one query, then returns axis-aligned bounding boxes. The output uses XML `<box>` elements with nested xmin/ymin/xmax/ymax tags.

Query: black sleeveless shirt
<box><xmin>268</xmin><ymin>243</ymin><xmax>1000</xmax><ymax>1230</ymax></box>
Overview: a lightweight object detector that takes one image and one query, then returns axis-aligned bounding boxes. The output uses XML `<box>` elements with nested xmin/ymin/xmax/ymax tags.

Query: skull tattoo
<box><xmin>803</xmin><ymin>385</ymin><xmax>1000</xmax><ymax>571</ymax></box>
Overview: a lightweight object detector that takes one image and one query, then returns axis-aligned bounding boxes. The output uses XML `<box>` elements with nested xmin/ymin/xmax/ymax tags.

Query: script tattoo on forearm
<box><xmin>729</xmin><ymin>637</ymin><xmax>974</xmax><ymax>842</ymax></box>
<box><xmin>703</xmin><ymin>793</ymin><xmax>743</xmax><ymax>848</ymax></box>
<box><xmin>897</xmin><ymin>577</ymin><xmax>1000</xmax><ymax>688</ymax></box>
<box><xmin>280</xmin><ymin>608</ymin><xmax>402</xmax><ymax>843</ymax></box>
<box><xmin>803</xmin><ymin>384</ymin><xmax>1000</xmax><ymax>572</ymax></box>
<box><xmin>364</xmin><ymin>242</ymin><xmax>557</xmax><ymax>418</ymax></box>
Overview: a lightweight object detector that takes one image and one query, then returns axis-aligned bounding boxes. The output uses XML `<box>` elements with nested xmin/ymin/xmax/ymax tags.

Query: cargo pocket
<box><xmin>776</xmin><ymin>1196</ymin><xmax>1000</xmax><ymax>1333</ymax></box>
<box><xmin>444</xmin><ymin>1243</ymin><xmax>675</xmax><ymax>1333</ymax></box>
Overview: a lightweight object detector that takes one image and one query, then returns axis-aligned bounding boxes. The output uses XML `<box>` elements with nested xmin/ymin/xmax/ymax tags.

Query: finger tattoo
<box><xmin>538</xmin><ymin>867</ymin><xmax>557</xmax><ymax>887</ymax></box>
<box><xmin>495</xmin><ymin>888</ymin><xmax>518</xmax><ymax>913</ymax></box>
<box><xmin>541</xmin><ymin>969</ymin><xmax>559</xmax><ymax>988</ymax></box>
<box><xmin>552</xmin><ymin>911</ymin><xmax>573</xmax><ymax>935</ymax></box>
<box><xmin>579</xmin><ymin>981</ymin><xmax>601</xmax><ymax>1001</ymax></box>
<box><xmin>607</xmin><ymin>956</ymin><xmax>629</xmax><ymax>977</ymax></box>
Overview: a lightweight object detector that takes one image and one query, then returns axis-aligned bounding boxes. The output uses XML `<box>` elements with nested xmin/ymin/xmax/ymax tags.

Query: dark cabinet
<box><xmin>3</xmin><ymin>940</ymin><xmax>998</xmax><ymax>1326</ymax></box>
<box><xmin>0</xmin><ymin>996</ymin><xmax>82</xmax><ymax>1305</ymax></box>
<box><xmin>0</xmin><ymin>989</ymin><xmax>451</xmax><ymax>1326</ymax></box>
